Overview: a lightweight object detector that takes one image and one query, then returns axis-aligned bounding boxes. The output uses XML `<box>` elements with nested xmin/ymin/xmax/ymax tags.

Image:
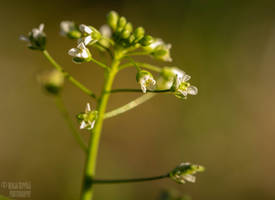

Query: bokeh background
<box><xmin>1</xmin><ymin>0</ymin><xmax>275</xmax><ymax>199</ymax></box>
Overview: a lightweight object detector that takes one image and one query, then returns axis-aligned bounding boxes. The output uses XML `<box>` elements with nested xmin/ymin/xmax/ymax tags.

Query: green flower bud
<box><xmin>136</xmin><ymin>70</ymin><xmax>156</xmax><ymax>93</ymax></box>
<box><xmin>20</xmin><ymin>24</ymin><xmax>46</xmax><ymax>51</ymax></box>
<box><xmin>116</xmin><ymin>16</ymin><xmax>127</xmax><ymax>33</ymax></box>
<box><xmin>139</xmin><ymin>35</ymin><xmax>154</xmax><ymax>46</ymax></box>
<box><xmin>169</xmin><ymin>162</ymin><xmax>204</xmax><ymax>184</ymax></box>
<box><xmin>128</xmin><ymin>34</ymin><xmax>136</xmax><ymax>44</ymax></box>
<box><xmin>121</xmin><ymin>22</ymin><xmax>133</xmax><ymax>39</ymax></box>
<box><xmin>107</xmin><ymin>11</ymin><xmax>119</xmax><ymax>31</ymax></box>
<box><xmin>60</xmin><ymin>21</ymin><xmax>81</xmax><ymax>39</ymax></box>
<box><xmin>37</xmin><ymin>70</ymin><xmax>64</xmax><ymax>95</ymax></box>
<box><xmin>134</xmin><ymin>27</ymin><xmax>145</xmax><ymax>42</ymax></box>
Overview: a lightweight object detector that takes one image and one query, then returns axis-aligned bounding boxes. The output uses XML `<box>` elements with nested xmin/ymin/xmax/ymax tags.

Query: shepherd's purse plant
<box><xmin>19</xmin><ymin>11</ymin><xmax>204</xmax><ymax>200</ymax></box>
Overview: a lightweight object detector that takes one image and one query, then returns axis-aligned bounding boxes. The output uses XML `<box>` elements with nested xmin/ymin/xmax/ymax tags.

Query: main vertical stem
<box><xmin>81</xmin><ymin>57</ymin><xmax>120</xmax><ymax>200</ymax></box>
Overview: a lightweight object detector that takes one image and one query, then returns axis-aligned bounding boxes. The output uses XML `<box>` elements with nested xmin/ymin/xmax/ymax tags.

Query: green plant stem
<box><xmin>109</xmin><ymin>88</ymin><xmax>171</xmax><ymax>93</ymax></box>
<box><xmin>90</xmin><ymin>57</ymin><xmax>110</xmax><ymax>70</ymax></box>
<box><xmin>42</xmin><ymin>50</ymin><xmax>96</xmax><ymax>99</ymax></box>
<box><xmin>125</xmin><ymin>51</ymin><xmax>150</xmax><ymax>57</ymax></box>
<box><xmin>55</xmin><ymin>95</ymin><xmax>88</xmax><ymax>153</ymax></box>
<box><xmin>81</xmin><ymin>56</ymin><xmax>120</xmax><ymax>200</ymax></box>
<box><xmin>92</xmin><ymin>173</ymin><xmax>169</xmax><ymax>184</ymax></box>
<box><xmin>104</xmin><ymin>93</ymin><xmax>156</xmax><ymax>119</ymax></box>
<box><xmin>119</xmin><ymin>62</ymin><xmax>161</xmax><ymax>72</ymax></box>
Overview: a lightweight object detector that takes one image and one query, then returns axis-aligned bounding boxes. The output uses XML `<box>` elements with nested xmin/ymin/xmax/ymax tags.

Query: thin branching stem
<box><xmin>119</xmin><ymin>61</ymin><xmax>162</xmax><ymax>72</ymax></box>
<box><xmin>125</xmin><ymin>51</ymin><xmax>151</xmax><ymax>57</ymax></box>
<box><xmin>42</xmin><ymin>50</ymin><xmax>97</xmax><ymax>99</ymax></box>
<box><xmin>90</xmin><ymin>57</ymin><xmax>110</xmax><ymax>70</ymax></box>
<box><xmin>104</xmin><ymin>93</ymin><xmax>156</xmax><ymax>119</ymax></box>
<box><xmin>109</xmin><ymin>88</ymin><xmax>171</xmax><ymax>93</ymax></box>
<box><xmin>92</xmin><ymin>173</ymin><xmax>169</xmax><ymax>184</ymax></box>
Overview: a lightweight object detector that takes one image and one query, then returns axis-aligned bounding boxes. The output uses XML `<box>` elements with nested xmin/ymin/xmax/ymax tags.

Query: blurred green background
<box><xmin>1</xmin><ymin>0</ymin><xmax>275</xmax><ymax>199</ymax></box>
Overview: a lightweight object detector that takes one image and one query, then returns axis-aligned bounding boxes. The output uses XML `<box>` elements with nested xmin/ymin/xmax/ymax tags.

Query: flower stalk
<box><xmin>81</xmin><ymin>55</ymin><xmax>121</xmax><ymax>200</ymax></box>
<box><xmin>42</xmin><ymin>50</ymin><xmax>96</xmax><ymax>99</ymax></box>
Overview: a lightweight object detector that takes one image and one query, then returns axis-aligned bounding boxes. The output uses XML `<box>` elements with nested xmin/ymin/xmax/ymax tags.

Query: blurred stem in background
<box><xmin>42</xmin><ymin>50</ymin><xmax>97</xmax><ymax>99</ymax></box>
<box><xmin>55</xmin><ymin>95</ymin><xmax>88</xmax><ymax>153</ymax></box>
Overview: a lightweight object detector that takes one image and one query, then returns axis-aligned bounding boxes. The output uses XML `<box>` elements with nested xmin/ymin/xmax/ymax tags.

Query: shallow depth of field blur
<box><xmin>1</xmin><ymin>0</ymin><xmax>275</xmax><ymax>199</ymax></box>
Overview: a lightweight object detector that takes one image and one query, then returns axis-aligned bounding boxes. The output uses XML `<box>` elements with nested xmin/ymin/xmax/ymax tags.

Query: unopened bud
<box><xmin>116</xmin><ymin>16</ymin><xmax>127</xmax><ymax>33</ymax></box>
<box><xmin>121</xmin><ymin>22</ymin><xmax>133</xmax><ymax>39</ymax></box>
<box><xmin>37</xmin><ymin>70</ymin><xmax>64</xmax><ymax>95</ymax></box>
<box><xmin>134</xmin><ymin>27</ymin><xmax>145</xmax><ymax>42</ymax></box>
<box><xmin>140</xmin><ymin>35</ymin><xmax>154</xmax><ymax>46</ymax></box>
<box><xmin>107</xmin><ymin>11</ymin><xmax>119</xmax><ymax>30</ymax></box>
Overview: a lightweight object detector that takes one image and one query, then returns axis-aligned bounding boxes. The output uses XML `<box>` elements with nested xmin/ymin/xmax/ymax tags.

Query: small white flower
<box><xmin>139</xmin><ymin>75</ymin><xmax>156</xmax><ymax>93</ymax></box>
<box><xmin>20</xmin><ymin>23</ymin><xmax>46</xmax><ymax>50</ymax></box>
<box><xmin>79</xmin><ymin>24</ymin><xmax>93</xmax><ymax>34</ymax></box>
<box><xmin>157</xmin><ymin>67</ymin><xmax>185</xmax><ymax>89</ymax></box>
<box><xmin>146</xmin><ymin>38</ymin><xmax>172</xmax><ymax>62</ymax></box>
<box><xmin>68</xmin><ymin>42</ymin><xmax>91</xmax><ymax>63</ymax></box>
<box><xmin>173</xmin><ymin>75</ymin><xmax>198</xmax><ymax>98</ymax></box>
<box><xmin>32</xmin><ymin>24</ymin><xmax>45</xmax><ymax>39</ymax></box>
<box><xmin>60</xmin><ymin>21</ymin><xmax>74</xmax><ymax>35</ymax></box>
<box><xmin>77</xmin><ymin>103</ymin><xmax>98</xmax><ymax>130</ymax></box>
<box><xmin>99</xmin><ymin>24</ymin><xmax>112</xmax><ymax>38</ymax></box>
<box><xmin>136</xmin><ymin>70</ymin><xmax>156</xmax><ymax>93</ymax></box>
<box><xmin>148</xmin><ymin>38</ymin><xmax>164</xmax><ymax>50</ymax></box>
<box><xmin>78</xmin><ymin>24</ymin><xmax>101</xmax><ymax>46</ymax></box>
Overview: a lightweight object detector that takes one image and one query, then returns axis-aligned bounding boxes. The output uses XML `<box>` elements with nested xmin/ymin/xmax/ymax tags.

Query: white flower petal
<box><xmin>85</xmin><ymin>103</ymin><xmax>91</xmax><ymax>112</ymax></box>
<box><xmin>149</xmin><ymin>39</ymin><xmax>163</xmax><ymax>49</ymax></box>
<box><xmin>81</xmin><ymin>49</ymin><xmax>90</xmax><ymax>58</ymax></box>
<box><xmin>183</xmin><ymin>174</ymin><xmax>196</xmax><ymax>183</ymax></box>
<box><xmin>89</xmin><ymin>120</ymin><xmax>96</xmax><ymax>129</ymax></box>
<box><xmin>171</xmin><ymin>68</ymin><xmax>184</xmax><ymax>79</ymax></box>
<box><xmin>19</xmin><ymin>35</ymin><xmax>29</xmax><ymax>42</ymax></box>
<box><xmin>60</xmin><ymin>21</ymin><xmax>73</xmax><ymax>34</ymax></box>
<box><xmin>187</xmin><ymin>86</ymin><xmax>198</xmax><ymax>95</ymax></box>
<box><xmin>79</xmin><ymin>24</ymin><xmax>92</xmax><ymax>34</ymax></box>
<box><xmin>68</xmin><ymin>48</ymin><xmax>79</xmax><ymax>56</ymax></box>
<box><xmin>39</xmin><ymin>24</ymin><xmax>45</xmax><ymax>32</ymax></box>
<box><xmin>83</xmin><ymin>36</ymin><xmax>93</xmax><ymax>45</ymax></box>
<box><xmin>80</xmin><ymin>121</ymin><xmax>86</xmax><ymax>129</ymax></box>
<box><xmin>77</xmin><ymin>42</ymin><xmax>86</xmax><ymax>50</ymax></box>
<box><xmin>182</xmin><ymin>74</ymin><xmax>191</xmax><ymax>82</ymax></box>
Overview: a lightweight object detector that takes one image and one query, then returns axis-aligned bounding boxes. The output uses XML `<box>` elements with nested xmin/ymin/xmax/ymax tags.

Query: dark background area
<box><xmin>1</xmin><ymin>0</ymin><xmax>275</xmax><ymax>199</ymax></box>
